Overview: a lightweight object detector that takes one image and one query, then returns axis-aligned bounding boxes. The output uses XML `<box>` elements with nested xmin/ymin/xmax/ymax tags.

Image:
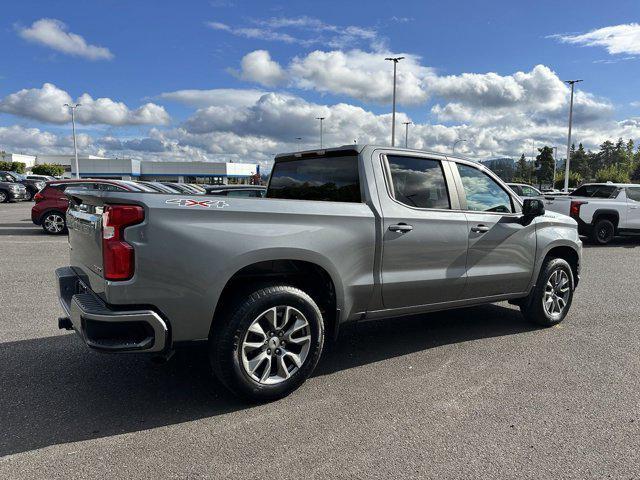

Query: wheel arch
<box><xmin>209</xmin><ymin>254</ymin><xmax>344</xmax><ymax>340</ymax></box>
<box><xmin>592</xmin><ymin>209</ymin><xmax>619</xmax><ymax>229</ymax></box>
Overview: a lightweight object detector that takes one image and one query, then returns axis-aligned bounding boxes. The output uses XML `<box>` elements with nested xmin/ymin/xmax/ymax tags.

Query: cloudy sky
<box><xmin>1</xmin><ymin>0</ymin><xmax>639</xmax><ymax>168</ymax></box>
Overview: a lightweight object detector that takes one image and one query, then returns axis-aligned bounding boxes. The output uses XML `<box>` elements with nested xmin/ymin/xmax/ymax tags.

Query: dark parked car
<box><xmin>0</xmin><ymin>171</ymin><xmax>45</xmax><ymax>201</ymax></box>
<box><xmin>0</xmin><ymin>177</ymin><xmax>28</xmax><ymax>202</ymax></box>
<box><xmin>203</xmin><ymin>185</ymin><xmax>266</xmax><ymax>197</ymax></box>
<box><xmin>32</xmin><ymin>179</ymin><xmax>140</xmax><ymax>234</ymax></box>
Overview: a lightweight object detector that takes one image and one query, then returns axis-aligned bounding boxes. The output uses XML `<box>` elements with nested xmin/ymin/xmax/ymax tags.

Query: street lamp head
<box><xmin>385</xmin><ymin>56</ymin><xmax>405</xmax><ymax>62</ymax></box>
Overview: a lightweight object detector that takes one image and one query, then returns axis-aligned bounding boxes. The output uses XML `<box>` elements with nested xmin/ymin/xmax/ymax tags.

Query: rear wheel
<box><xmin>521</xmin><ymin>257</ymin><xmax>574</xmax><ymax>327</ymax></box>
<box><xmin>210</xmin><ymin>285</ymin><xmax>324</xmax><ymax>401</ymax></box>
<box><xmin>42</xmin><ymin>211</ymin><xmax>67</xmax><ymax>234</ymax></box>
<box><xmin>24</xmin><ymin>189</ymin><xmax>33</xmax><ymax>202</ymax></box>
<box><xmin>590</xmin><ymin>218</ymin><xmax>615</xmax><ymax>245</ymax></box>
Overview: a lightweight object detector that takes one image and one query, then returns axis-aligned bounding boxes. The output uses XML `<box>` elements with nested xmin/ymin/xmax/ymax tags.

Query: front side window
<box><xmin>386</xmin><ymin>155</ymin><xmax>450</xmax><ymax>209</ymax></box>
<box><xmin>457</xmin><ymin>164</ymin><xmax>513</xmax><ymax>213</ymax></box>
<box><xmin>268</xmin><ymin>155</ymin><xmax>361</xmax><ymax>202</ymax></box>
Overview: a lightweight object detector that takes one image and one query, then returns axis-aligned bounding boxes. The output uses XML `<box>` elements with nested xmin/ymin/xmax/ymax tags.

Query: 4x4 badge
<box><xmin>165</xmin><ymin>198</ymin><xmax>229</xmax><ymax>208</ymax></box>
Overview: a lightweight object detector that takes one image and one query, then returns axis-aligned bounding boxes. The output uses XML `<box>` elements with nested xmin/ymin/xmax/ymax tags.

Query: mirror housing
<box><xmin>522</xmin><ymin>198</ymin><xmax>545</xmax><ymax>217</ymax></box>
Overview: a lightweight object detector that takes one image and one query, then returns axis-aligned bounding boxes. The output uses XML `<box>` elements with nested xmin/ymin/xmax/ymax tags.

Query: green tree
<box><xmin>595</xmin><ymin>164</ymin><xmax>630</xmax><ymax>183</ymax></box>
<box><xmin>535</xmin><ymin>146</ymin><xmax>555</xmax><ymax>188</ymax></box>
<box><xmin>554</xmin><ymin>171</ymin><xmax>583</xmax><ymax>189</ymax></box>
<box><xmin>571</xmin><ymin>143</ymin><xmax>591</xmax><ymax>180</ymax></box>
<box><xmin>32</xmin><ymin>163</ymin><xmax>65</xmax><ymax>176</ymax></box>
<box><xmin>513</xmin><ymin>154</ymin><xmax>533</xmax><ymax>184</ymax></box>
<box><xmin>0</xmin><ymin>161</ymin><xmax>26</xmax><ymax>173</ymax></box>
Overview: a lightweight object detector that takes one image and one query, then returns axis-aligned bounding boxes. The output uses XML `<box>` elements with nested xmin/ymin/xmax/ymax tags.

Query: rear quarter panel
<box><xmin>95</xmin><ymin>193</ymin><xmax>376</xmax><ymax>342</ymax></box>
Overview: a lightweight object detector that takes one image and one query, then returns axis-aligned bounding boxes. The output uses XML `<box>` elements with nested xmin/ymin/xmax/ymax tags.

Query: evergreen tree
<box><xmin>571</xmin><ymin>143</ymin><xmax>591</xmax><ymax>180</ymax></box>
<box><xmin>514</xmin><ymin>153</ymin><xmax>533</xmax><ymax>183</ymax></box>
<box><xmin>535</xmin><ymin>146</ymin><xmax>555</xmax><ymax>188</ymax></box>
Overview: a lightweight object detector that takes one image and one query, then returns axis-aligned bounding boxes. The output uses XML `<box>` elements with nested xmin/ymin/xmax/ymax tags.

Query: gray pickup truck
<box><xmin>56</xmin><ymin>145</ymin><xmax>582</xmax><ymax>401</ymax></box>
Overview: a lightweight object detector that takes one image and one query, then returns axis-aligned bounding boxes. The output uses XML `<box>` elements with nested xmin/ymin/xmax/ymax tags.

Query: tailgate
<box><xmin>66</xmin><ymin>192</ymin><xmax>107</xmax><ymax>294</ymax></box>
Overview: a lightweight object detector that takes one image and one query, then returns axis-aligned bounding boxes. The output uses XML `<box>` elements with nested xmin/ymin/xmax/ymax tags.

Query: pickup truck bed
<box><xmin>57</xmin><ymin>144</ymin><xmax>582</xmax><ymax>400</ymax></box>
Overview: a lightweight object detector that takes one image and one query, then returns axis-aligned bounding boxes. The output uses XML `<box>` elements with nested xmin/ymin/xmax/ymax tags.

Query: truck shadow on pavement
<box><xmin>0</xmin><ymin>304</ymin><xmax>534</xmax><ymax>457</ymax></box>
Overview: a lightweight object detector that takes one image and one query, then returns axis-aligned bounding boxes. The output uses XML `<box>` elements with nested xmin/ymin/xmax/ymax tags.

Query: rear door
<box><xmin>378</xmin><ymin>153</ymin><xmax>469</xmax><ymax>308</ymax></box>
<box><xmin>452</xmin><ymin>162</ymin><xmax>536</xmax><ymax>299</ymax></box>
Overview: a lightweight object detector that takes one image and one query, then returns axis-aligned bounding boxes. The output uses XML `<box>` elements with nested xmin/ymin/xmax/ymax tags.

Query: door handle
<box><xmin>630</xmin><ymin>206</ymin><xmax>639</xmax><ymax>209</ymax></box>
<box><xmin>389</xmin><ymin>223</ymin><xmax>413</xmax><ymax>233</ymax></box>
<box><xmin>471</xmin><ymin>224</ymin><xmax>490</xmax><ymax>233</ymax></box>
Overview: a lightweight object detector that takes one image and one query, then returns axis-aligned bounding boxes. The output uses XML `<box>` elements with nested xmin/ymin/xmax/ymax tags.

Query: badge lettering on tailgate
<box><xmin>165</xmin><ymin>198</ymin><xmax>229</xmax><ymax>208</ymax></box>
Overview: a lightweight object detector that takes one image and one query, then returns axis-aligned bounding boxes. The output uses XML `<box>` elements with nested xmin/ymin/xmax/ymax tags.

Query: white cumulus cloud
<box><xmin>18</xmin><ymin>18</ymin><xmax>114</xmax><ymax>60</ymax></box>
<box><xmin>0</xmin><ymin>83</ymin><xmax>170</xmax><ymax>125</ymax></box>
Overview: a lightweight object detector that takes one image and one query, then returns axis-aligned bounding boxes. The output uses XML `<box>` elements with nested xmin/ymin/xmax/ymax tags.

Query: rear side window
<box><xmin>572</xmin><ymin>185</ymin><xmax>619</xmax><ymax>198</ymax></box>
<box><xmin>267</xmin><ymin>155</ymin><xmax>361</xmax><ymax>202</ymax></box>
<box><xmin>457</xmin><ymin>164</ymin><xmax>513</xmax><ymax>213</ymax></box>
<box><xmin>386</xmin><ymin>155</ymin><xmax>450</xmax><ymax>209</ymax></box>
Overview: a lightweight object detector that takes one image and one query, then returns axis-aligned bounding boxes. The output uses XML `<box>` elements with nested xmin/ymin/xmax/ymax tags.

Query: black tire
<box><xmin>24</xmin><ymin>189</ymin><xmax>34</xmax><ymax>202</ymax></box>
<box><xmin>41</xmin><ymin>211</ymin><xmax>67</xmax><ymax>234</ymax></box>
<box><xmin>0</xmin><ymin>190</ymin><xmax>8</xmax><ymax>203</ymax></box>
<box><xmin>520</xmin><ymin>257</ymin><xmax>574</xmax><ymax>327</ymax></box>
<box><xmin>210</xmin><ymin>285</ymin><xmax>325</xmax><ymax>402</ymax></box>
<box><xmin>590</xmin><ymin>218</ymin><xmax>615</xmax><ymax>245</ymax></box>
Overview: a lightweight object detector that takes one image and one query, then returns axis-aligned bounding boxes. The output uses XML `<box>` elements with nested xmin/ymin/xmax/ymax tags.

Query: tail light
<box><xmin>34</xmin><ymin>192</ymin><xmax>44</xmax><ymax>203</ymax></box>
<box><xmin>569</xmin><ymin>200</ymin><xmax>587</xmax><ymax>218</ymax></box>
<box><xmin>102</xmin><ymin>204</ymin><xmax>144</xmax><ymax>281</ymax></box>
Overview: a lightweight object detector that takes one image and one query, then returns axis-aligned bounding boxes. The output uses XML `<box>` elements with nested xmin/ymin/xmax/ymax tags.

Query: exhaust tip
<box><xmin>58</xmin><ymin>317</ymin><xmax>73</xmax><ymax>330</ymax></box>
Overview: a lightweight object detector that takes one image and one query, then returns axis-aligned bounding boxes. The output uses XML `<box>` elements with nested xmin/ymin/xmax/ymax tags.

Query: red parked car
<box><xmin>31</xmin><ymin>179</ymin><xmax>142</xmax><ymax>234</ymax></box>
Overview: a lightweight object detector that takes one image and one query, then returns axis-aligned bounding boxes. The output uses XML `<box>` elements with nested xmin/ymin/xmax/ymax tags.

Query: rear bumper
<box><xmin>56</xmin><ymin>266</ymin><xmax>169</xmax><ymax>353</ymax></box>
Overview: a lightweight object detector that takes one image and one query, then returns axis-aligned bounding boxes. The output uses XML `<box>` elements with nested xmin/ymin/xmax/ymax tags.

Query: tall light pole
<box><xmin>553</xmin><ymin>146</ymin><xmax>558</xmax><ymax>188</ymax></box>
<box><xmin>452</xmin><ymin>138</ymin><xmax>466</xmax><ymax>154</ymax></box>
<box><xmin>385</xmin><ymin>56</ymin><xmax>404</xmax><ymax>146</ymax></box>
<box><xmin>295</xmin><ymin>137</ymin><xmax>302</xmax><ymax>149</ymax></box>
<box><xmin>64</xmin><ymin>103</ymin><xmax>81</xmax><ymax>178</ymax></box>
<box><xmin>402</xmin><ymin>121</ymin><xmax>411</xmax><ymax>148</ymax></box>
<box><xmin>564</xmin><ymin>79</ymin><xmax>582</xmax><ymax>192</ymax></box>
<box><xmin>315</xmin><ymin>117</ymin><xmax>325</xmax><ymax>149</ymax></box>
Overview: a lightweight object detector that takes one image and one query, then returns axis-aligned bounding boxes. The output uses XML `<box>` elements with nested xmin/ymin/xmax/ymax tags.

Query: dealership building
<box><xmin>1</xmin><ymin>153</ymin><xmax>260</xmax><ymax>184</ymax></box>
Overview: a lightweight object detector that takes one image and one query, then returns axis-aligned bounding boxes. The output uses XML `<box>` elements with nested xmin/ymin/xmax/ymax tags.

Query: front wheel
<box><xmin>0</xmin><ymin>190</ymin><xmax>8</xmax><ymax>203</ymax></box>
<box><xmin>24</xmin><ymin>189</ymin><xmax>34</xmax><ymax>202</ymax></box>
<box><xmin>210</xmin><ymin>285</ymin><xmax>325</xmax><ymax>401</ymax></box>
<box><xmin>521</xmin><ymin>257</ymin><xmax>574</xmax><ymax>327</ymax></box>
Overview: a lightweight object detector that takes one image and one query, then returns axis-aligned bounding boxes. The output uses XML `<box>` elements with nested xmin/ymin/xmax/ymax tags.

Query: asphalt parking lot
<box><xmin>1</xmin><ymin>201</ymin><xmax>639</xmax><ymax>479</ymax></box>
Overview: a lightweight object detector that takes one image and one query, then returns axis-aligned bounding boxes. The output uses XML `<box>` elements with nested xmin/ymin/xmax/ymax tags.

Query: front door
<box><xmin>380</xmin><ymin>154</ymin><xmax>469</xmax><ymax>309</ymax></box>
<box><xmin>625</xmin><ymin>187</ymin><xmax>640</xmax><ymax>229</ymax></box>
<box><xmin>454</xmin><ymin>163</ymin><xmax>537</xmax><ymax>299</ymax></box>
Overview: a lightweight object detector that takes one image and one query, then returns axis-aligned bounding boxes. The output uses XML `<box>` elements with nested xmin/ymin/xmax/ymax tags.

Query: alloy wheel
<box><xmin>543</xmin><ymin>269</ymin><xmax>570</xmax><ymax>318</ymax></box>
<box><xmin>241</xmin><ymin>305</ymin><xmax>312</xmax><ymax>385</ymax></box>
<box><xmin>0</xmin><ymin>191</ymin><xmax>6</xmax><ymax>203</ymax></box>
<box><xmin>44</xmin><ymin>214</ymin><xmax>65</xmax><ymax>233</ymax></box>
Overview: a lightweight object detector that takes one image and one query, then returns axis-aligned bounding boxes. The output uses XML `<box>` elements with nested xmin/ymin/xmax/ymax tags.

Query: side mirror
<box><xmin>523</xmin><ymin>198</ymin><xmax>545</xmax><ymax>217</ymax></box>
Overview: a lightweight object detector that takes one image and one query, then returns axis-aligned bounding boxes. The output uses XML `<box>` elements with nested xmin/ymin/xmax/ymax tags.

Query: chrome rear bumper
<box><xmin>56</xmin><ymin>266</ymin><xmax>168</xmax><ymax>353</ymax></box>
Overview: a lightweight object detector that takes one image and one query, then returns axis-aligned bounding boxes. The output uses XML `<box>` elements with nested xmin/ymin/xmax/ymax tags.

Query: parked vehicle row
<box><xmin>28</xmin><ymin>178</ymin><xmax>264</xmax><ymax>234</ymax></box>
<box><xmin>56</xmin><ymin>145</ymin><xmax>581</xmax><ymax>401</ymax></box>
<box><xmin>0</xmin><ymin>171</ymin><xmax>46</xmax><ymax>202</ymax></box>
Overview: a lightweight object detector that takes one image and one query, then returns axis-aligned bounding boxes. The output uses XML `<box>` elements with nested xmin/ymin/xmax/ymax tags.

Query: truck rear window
<box><xmin>267</xmin><ymin>155</ymin><xmax>361</xmax><ymax>202</ymax></box>
<box><xmin>571</xmin><ymin>185</ymin><xmax>619</xmax><ymax>198</ymax></box>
